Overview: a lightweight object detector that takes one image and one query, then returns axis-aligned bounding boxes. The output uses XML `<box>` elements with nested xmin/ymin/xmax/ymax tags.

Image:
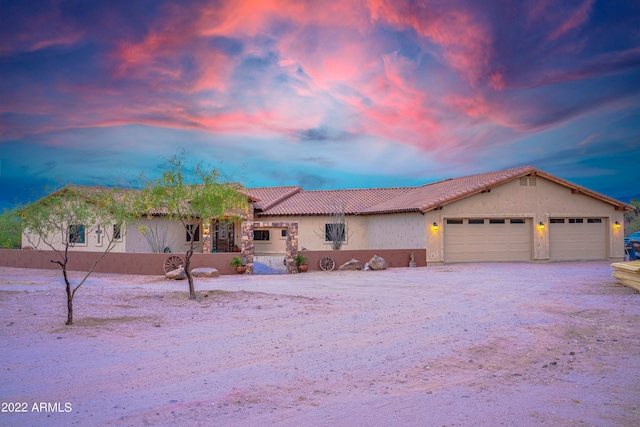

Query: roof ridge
<box><xmin>298</xmin><ymin>185</ymin><xmax>420</xmax><ymax>193</ymax></box>
<box><xmin>260</xmin><ymin>186</ymin><xmax>302</xmax><ymax>211</ymax></box>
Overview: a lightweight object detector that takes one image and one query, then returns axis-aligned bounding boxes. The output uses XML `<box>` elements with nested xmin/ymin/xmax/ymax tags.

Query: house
<box><xmin>20</xmin><ymin>185</ymin><xmax>257</xmax><ymax>256</ymax></box>
<box><xmin>21</xmin><ymin>166</ymin><xmax>633</xmax><ymax>265</ymax></box>
<box><xmin>244</xmin><ymin>166</ymin><xmax>632</xmax><ymax>264</ymax></box>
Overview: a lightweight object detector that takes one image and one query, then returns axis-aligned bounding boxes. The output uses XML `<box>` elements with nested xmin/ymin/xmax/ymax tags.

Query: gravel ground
<box><xmin>1</xmin><ymin>262</ymin><xmax>639</xmax><ymax>426</ymax></box>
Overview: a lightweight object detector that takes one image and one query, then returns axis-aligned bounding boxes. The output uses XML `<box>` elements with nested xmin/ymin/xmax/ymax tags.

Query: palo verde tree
<box><xmin>2</xmin><ymin>186</ymin><xmax>137</xmax><ymax>325</ymax></box>
<box><xmin>139</xmin><ymin>156</ymin><xmax>248</xmax><ymax>299</ymax></box>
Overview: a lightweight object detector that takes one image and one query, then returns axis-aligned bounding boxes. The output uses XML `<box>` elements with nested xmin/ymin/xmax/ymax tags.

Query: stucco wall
<box><xmin>126</xmin><ymin>217</ymin><xmax>204</xmax><ymax>254</ymax></box>
<box><xmin>1</xmin><ymin>248</ymin><xmax>239</xmax><ymax>275</ymax></box>
<box><xmin>253</xmin><ymin>226</ymin><xmax>288</xmax><ymax>254</ymax></box>
<box><xmin>23</xmin><ymin>223</ymin><xmax>127</xmax><ymax>253</ymax></box>
<box><xmin>366</xmin><ymin>212</ymin><xmax>426</xmax><ymax>250</ymax></box>
<box><xmin>424</xmin><ymin>177</ymin><xmax>625</xmax><ymax>263</ymax></box>
<box><xmin>261</xmin><ymin>216</ymin><xmax>370</xmax><ymax>250</ymax></box>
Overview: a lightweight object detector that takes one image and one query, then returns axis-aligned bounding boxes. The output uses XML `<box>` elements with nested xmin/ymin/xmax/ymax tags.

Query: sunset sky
<box><xmin>1</xmin><ymin>0</ymin><xmax>639</xmax><ymax>209</ymax></box>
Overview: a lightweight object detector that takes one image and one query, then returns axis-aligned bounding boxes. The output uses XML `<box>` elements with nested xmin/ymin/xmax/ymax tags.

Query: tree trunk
<box><xmin>64</xmin><ymin>270</ymin><xmax>73</xmax><ymax>325</ymax></box>
<box><xmin>185</xmin><ymin>248</ymin><xmax>195</xmax><ymax>299</ymax></box>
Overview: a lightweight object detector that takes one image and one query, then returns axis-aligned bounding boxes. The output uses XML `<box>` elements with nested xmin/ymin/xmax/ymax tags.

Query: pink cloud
<box><xmin>0</xmin><ymin>5</ymin><xmax>85</xmax><ymax>56</ymax></box>
<box><xmin>548</xmin><ymin>0</ymin><xmax>595</xmax><ymax>41</ymax></box>
<box><xmin>368</xmin><ymin>0</ymin><xmax>494</xmax><ymax>87</ymax></box>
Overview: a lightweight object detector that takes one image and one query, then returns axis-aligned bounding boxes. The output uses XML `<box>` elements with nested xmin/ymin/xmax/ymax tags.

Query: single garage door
<box><xmin>549</xmin><ymin>218</ymin><xmax>606</xmax><ymax>260</ymax></box>
<box><xmin>444</xmin><ymin>218</ymin><xmax>532</xmax><ymax>263</ymax></box>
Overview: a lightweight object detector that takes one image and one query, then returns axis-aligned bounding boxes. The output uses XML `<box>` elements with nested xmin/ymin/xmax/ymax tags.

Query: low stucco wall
<box><xmin>300</xmin><ymin>249</ymin><xmax>427</xmax><ymax>271</ymax></box>
<box><xmin>0</xmin><ymin>249</ymin><xmax>239</xmax><ymax>276</ymax></box>
<box><xmin>1</xmin><ymin>248</ymin><xmax>427</xmax><ymax>275</ymax></box>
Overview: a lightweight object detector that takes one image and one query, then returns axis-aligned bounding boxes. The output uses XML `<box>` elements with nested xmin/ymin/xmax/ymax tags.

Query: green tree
<box><xmin>1</xmin><ymin>186</ymin><xmax>136</xmax><ymax>325</ymax></box>
<box><xmin>139</xmin><ymin>156</ymin><xmax>248</xmax><ymax>299</ymax></box>
<box><xmin>624</xmin><ymin>198</ymin><xmax>640</xmax><ymax>235</ymax></box>
<box><xmin>0</xmin><ymin>209</ymin><xmax>22</xmax><ymax>248</ymax></box>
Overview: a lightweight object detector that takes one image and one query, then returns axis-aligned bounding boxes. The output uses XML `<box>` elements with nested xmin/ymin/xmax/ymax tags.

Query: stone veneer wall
<box><xmin>241</xmin><ymin>221</ymin><xmax>298</xmax><ymax>274</ymax></box>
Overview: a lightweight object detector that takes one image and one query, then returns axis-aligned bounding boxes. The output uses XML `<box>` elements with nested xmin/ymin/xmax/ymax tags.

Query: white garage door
<box><xmin>444</xmin><ymin>218</ymin><xmax>532</xmax><ymax>263</ymax></box>
<box><xmin>549</xmin><ymin>218</ymin><xmax>606</xmax><ymax>261</ymax></box>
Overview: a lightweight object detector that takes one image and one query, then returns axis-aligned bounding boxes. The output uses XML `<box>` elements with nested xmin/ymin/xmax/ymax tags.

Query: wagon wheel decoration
<box><xmin>319</xmin><ymin>256</ymin><xmax>335</xmax><ymax>271</ymax></box>
<box><xmin>163</xmin><ymin>255</ymin><xmax>185</xmax><ymax>274</ymax></box>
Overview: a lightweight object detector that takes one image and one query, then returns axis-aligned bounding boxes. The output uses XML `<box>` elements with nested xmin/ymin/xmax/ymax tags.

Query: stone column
<box><xmin>285</xmin><ymin>223</ymin><xmax>299</xmax><ymax>274</ymax></box>
<box><xmin>241</xmin><ymin>221</ymin><xmax>254</xmax><ymax>274</ymax></box>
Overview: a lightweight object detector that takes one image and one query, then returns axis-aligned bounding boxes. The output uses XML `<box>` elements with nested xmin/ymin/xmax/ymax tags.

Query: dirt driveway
<box><xmin>1</xmin><ymin>262</ymin><xmax>638</xmax><ymax>426</ymax></box>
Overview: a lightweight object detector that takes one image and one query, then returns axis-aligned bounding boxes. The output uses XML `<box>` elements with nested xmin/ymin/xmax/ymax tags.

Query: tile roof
<box><xmin>247</xmin><ymin>186</ymin><xmax>301</xmax><ymax>211</ymax></box>
<box><xmin>250</xmin><ymin>166</ymin><xmax>633</xmax><ymax>216</ymax></box>
<box><xmin>363</xmin><ymin>165</ymin><xmax>537</xmax><ymax>214</ymax></box>
<box><xmin>254</xmin><ymin>187</ymin><xmax>418</xmax><ymax>216</ymax></box>
<box><xmin>40</xmin><ymin>166</ymin><xmax>633</xmax><ymax>218</ymax></box>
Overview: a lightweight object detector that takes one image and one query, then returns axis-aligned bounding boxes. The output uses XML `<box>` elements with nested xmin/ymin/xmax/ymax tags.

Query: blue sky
<box><xmin>1</xmin><ymin>0</ymin><xmax>639</xmax><ymax>209</ymax></box>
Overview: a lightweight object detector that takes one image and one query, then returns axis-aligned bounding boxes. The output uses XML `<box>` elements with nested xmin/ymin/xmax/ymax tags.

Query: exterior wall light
<box><xmin>538</xmin><ymin>221</ymin><xmax>545</xmax><ymax>229</ymax></box>
<box><xmin>433</xmin><ymin>222</ymin><xmax>438</xmax><ymax>230</ymax></box>
<box><xmin>614</xmin><ymin>221</ymin><xmax>620</xmax><ymax>228</ymax></box>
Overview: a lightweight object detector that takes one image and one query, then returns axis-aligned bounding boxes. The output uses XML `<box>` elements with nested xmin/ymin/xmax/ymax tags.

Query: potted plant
<box><xmin>294</xmin><ymin>254</ymin><xmax>308</xmax><ymax>273</ymax></box>
<box><xmin>230</xmin><ymin>256</ymin><xmax>246</xmax><ymax>274</ymax></box>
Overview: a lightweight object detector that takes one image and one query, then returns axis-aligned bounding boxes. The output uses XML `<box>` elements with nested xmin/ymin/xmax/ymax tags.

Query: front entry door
<box><xmin>212</xmin><ymin>220</ymin><xmax>235</xmax><ymax>252</ymax></box>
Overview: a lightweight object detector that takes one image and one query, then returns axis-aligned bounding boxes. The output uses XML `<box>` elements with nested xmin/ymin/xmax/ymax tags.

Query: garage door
<box><xmin>444</xmin><ymin>218</ymin><xmax>532</xmax><ymax>262</ymax></box>
<box><xmin>549</xmin><ymin>218</ymin><xmax>606</xmax><ymax>261</ymax></box>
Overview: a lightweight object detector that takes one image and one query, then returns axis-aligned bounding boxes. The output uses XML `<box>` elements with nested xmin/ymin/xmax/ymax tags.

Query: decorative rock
<box><xmin>166</xmin><ymin>267</ymin><xmax>187</xmax><ymax>280</ymax></box>
<box><xmin>339</xmin><ymin>258</ymin><xmax>363</xmax><ymax>270</ymax></box>
<box><xmin>191</xmin><ymin>267</ymin><xmax>219</xmax><ymax>277</ymax></box>
<box><xmin>368</xmin><ymin>255</ymin><xmax>388</xmax><ymax>271</ymax></box>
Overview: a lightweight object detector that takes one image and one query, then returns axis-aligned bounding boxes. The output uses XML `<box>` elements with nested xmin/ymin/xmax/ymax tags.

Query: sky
<box><xmin>1</xmin><ymin>0</ymin><xmax>639</xmax><ymax>209</ymax></box>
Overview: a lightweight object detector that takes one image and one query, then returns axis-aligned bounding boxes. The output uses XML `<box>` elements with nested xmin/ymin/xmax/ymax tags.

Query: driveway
<box><xmin>0</xmin><ymin>262</ymin><xmax>638</xmax><ymax>426</ymax></box>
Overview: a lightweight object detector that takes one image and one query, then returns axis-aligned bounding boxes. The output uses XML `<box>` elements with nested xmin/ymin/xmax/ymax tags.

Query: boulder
<box><xmin>166</xmin><ymin>267</ymin><xmax>187</xmax><ymax>280</ymax></box>
<box><xmin>368</xmin><ymin>255</ymin><xmax>388</xmax><ymax>271</ymax></box>
<box><xmin>191</xmin><ymin>267</ymin><xmax>220</xmax><ymax>278</ymax></box>
<box><xmin>339</xmin><ymin>258</ymin><xmax>363</xmax><ymax>270</ymax></box>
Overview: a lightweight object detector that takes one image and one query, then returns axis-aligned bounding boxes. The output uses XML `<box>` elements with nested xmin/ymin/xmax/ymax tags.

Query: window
<box><xmin>446</xmin><ymin>219</ymin><xmax>463</xmax><ymax>224</ymax></box>
<box><xmin>325</xmin><ymin>223</ymin><xmax>345</xmax><ymax>242</ymax></box>
<box><xmin>489</xmin><ymin>219</ymin><xmax>505</xmax><ymax>224</ymax></box>
<box><xmin>113</xmin><ymin>224</ymin><xmax>122</xmax><ymax>240</ymax></box>
<box><xmin>468</xmin><ymin>219</ymin><xmax>484</xmax><ymax>224</ymax></box>
<box><xmin>510</xmin><ymin>219</ymin><xmax>525</xmax><ymax>224</ymax></box>
<box><xmin>281</xmin><ymin>229</ymin><xmax>287</xmax><ymax>238</ymax></box>
<box><xmin>185</xmin><ymin>224</ymin><xmax>200</xmax><ymax>242</ymax></box>
<box><xmin>550</xmin><ymin>218</ymin><xmax>564</xmax><ymax>223</ymax></box>
<box><xmin>569</xmin><ymin>218</ymin><xmax>583</xmax><ymax>224</ymax></box>
<box><xmin>68</xmin><ymin>225</ymin><xmax>85</xmax><ymax>244</ymax></box>
<box><xmin>587</xmin><ymin>218</ymin><xmax>602</xmax><ymax>224</ymax></box>
<box><xmin>254</xmin><ymin>230</ymin><xmax>270</xmax><ymax>241</ymax></box>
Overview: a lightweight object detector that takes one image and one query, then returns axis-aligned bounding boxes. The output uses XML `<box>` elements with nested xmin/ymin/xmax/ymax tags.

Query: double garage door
<box><xmin>444</xmin><ymin>218</ymin><xmax>532</xmax><ymax>262</ymax></box>
<box><xmin>444</xmin><ymin>217</ymin><xmax>607</xmax><ymax>262</ymax></box>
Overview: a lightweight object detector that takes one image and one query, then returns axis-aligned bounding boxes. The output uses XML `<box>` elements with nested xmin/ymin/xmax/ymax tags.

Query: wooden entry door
<box><xmin>212</xmin><ymin>220</ymin><xmax>235</xmax><ymax>252</ymax></box>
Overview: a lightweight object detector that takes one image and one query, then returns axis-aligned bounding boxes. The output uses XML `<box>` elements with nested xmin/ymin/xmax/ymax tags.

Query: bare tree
<box><xmin>315</xmin><ymin>200</ymin><xmax>352</xmax><ymax>250</ymax></box>
<box><xmin>138</xmin><ymin>223</ymin><xmax>173</xmax><ymax>253</ymax></box>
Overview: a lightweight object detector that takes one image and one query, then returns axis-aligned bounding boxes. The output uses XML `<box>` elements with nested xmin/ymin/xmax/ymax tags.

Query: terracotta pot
<box><xmin>235</xmin><ymin>265</ymin><xmax>247</xmax><ymax>274</ymax></box>
<box><xmin>297</xmin><ymin>263</ymin><xmax>308</xmax><ymax>273</ymax></box>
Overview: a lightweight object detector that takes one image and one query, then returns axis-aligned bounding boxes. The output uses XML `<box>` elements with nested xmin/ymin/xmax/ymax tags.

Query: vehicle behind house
<box><xmin>625</xmin><ymin>231</ymin><xmax>640</xmax><ymax>247</ymax></box>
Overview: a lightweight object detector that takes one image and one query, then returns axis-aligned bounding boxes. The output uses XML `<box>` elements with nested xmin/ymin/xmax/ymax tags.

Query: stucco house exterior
<box><xmin>22</xmin><ymin>166</ymin><xmax>633</xmax><ymax>264</ymax></box>
<box><xmin>245</xmin><ymin>166</ymin><xmax>632</xmax><ymax>263</ymax></box>
<box><xmin>20</xmin><ymin>186</ymin><xmax>255</xmax><ymax>256</ymax></box>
